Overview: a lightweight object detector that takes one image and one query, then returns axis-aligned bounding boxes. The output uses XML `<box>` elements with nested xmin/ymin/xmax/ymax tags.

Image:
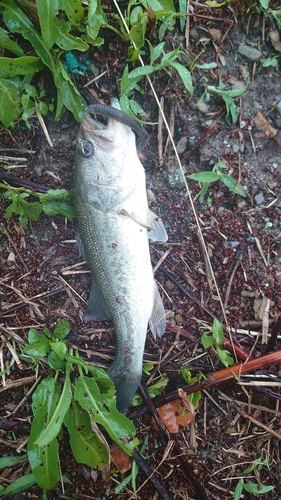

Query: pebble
<box><xmin>254</xmin><ymin>192</ymin><xmax>265</xmax><ymax>205</ymax></box>
<box><xmin>167</xmin><ymin>166</ymin><xmax>187</xmax><ymax>188</ymax></box>
<box><xmin>176</xmin><ymin>136</ymin><xmax>188</xmax><ymax>154</ymax></box>
<box><xmin>238</xmin><ymin>45</ymin><xmax>262</xmax><ymax>61</ymax></box>
<box><xmin>197</xmin><ymin>101</ymin><xmax>209</xmax><ymax>114</ymax></box>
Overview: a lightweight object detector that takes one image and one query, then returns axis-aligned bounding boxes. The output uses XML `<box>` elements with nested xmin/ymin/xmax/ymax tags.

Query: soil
<box><xmin>1</xmin><ymin>2</ymin><xmax>281</xmax><ymax>499</ymax></box>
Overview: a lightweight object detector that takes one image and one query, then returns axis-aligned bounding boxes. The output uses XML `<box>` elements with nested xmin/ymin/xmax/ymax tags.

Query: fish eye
<box><xmin>80</xmin><ymin>141</ymin><xmax>92</xmax><ymax>157</ymax></box>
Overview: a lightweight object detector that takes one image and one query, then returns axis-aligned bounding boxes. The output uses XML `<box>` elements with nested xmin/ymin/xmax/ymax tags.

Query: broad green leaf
<box><xmin>74</xmin><ymin>374</ymin><xmax>137</xmax><ymax>455</ymax></box>
<box><xmin>23</xmin><ymin>339</ymin><xmax>50</xmax><ymax>357</ymax></box>
<box><xmin>53</xmin><ymin>319</ymin><xmax>70</xmax><ymax>339</ymax></box>
<box><xmin>212</xmin><ymin>318</ymin><xmax>224</xmax><ymax>345</ymax></box>
<box><xmin>259</xmin><ymin>0</ymin><xmax>269</xmax><ymax>8</ymax></box>
<box><xmin>54</xmin><ymin>62</ymin><xmax>86</xmax><ymax>121</ymax></box>
<box><xmin>149</xmin><ymin>41</ymin><xmax>165</xmax><ymax>63</ymax></box>
<box><xmin>199</xmin><ymin>182</ymin><xmax>212</xmax><ymax>204</ymax></box>
<box><xmin>55</xmin><ymin>19</ymin><xmax>88</xmax><ymax>51</ymax></box>
<box><xmin>220</xmin><ymin>173</ymin><xmax>246</xmax><ymax>197</ymax></box>
<box><xmin>0</xmin><ymin>77</ymin><xmax>22</xmax><ymax>126</ymax></box>
<box><xmin>1</xmin><ymin>474</ymin><xmax>36</xmax><ymax>496</ymax></box>
<box><xmin>36</xmin><ymin>0</ymin><xmax>60</xmax><ymax>49</ymax></box>
<box><xmin>129</xmin><ymin>65</ymin><xmax>155</xmax><ymax>79</ymax></box>
<box><xmin>140</xmin><ymin>0</ymin><xmax>175</xmax><ymax>11</ymax></box>
<box><xmin>64</xmin><ymin>400</ymin><xmax>109</xmax><ymax>468</ymax></box>
<box><xmin>169</xmin><ymin>61</ymin><xmax>193</xmax><ymax>95</ymax></box>
<box><xmin>0</xmin><ymin>56</ymin><xmax>44</xmax><ymax>76</ymax></box>
<box><xmin>233</xmin><ymin>479</ymin><xmax>244</xmax><ymax>500</ymax></box>
<box><xmin>201</xmin><ymin>332</ymin><xmax>214</xmax><ymax>349</ymax></box>
<box><xmin>49</xmin><ymin>341</ymin><xmax>67</xmax><ymax>360</ymax></box>
<box><xmin>0</xmin><ymin>454</ymin><xmax>27</xmax><ymax>469</ymax></box>
<box><xmin>2</xmin><ymin>0</ymin><xmax>57</xmax><ymax>73</ymax></box>
<box><xmin>61</xmin><ymin>0</ymin><xmax>84</xmax><ymax>25</ymax></box>
<box><xmin>178</xmin><ymin>0</ymin><xmax>186</xmax><ymax>31</ymax></box>
<box><xmin>87</xmin><ymin>0</ymin><xmax>108</xmax><ymax>41</ymax></box>
<box><xmin>217</xmin><ymin>347</ymin><xmax>234</xmax><ymax>367</ymax></box>
<box><xmin>0</xmin><ymin>26</ymin><xmax>24</xmax><ymax>56</ymax></box>
<box><xmin>48</xmin><ymin>350</ymin><xmax>65</xmax><ymax>369</ymax></box>
<box><xmin>243</xmin><ymin>483</ymin><xmax>274</xmax><ymax>494</ymax></box>
<box><xmin>27</xmin><ymin>378</ymin><xmax>60</xmax><ymax>490</ymax></box>
<box><xmin>35</xmin><ymin>363</ymin><xmax>72</xmax><ymax>446</ymax></box>
<box><xmin>42</xmin><ymin>200</ymin><xmax>76</xmax><ymax>220</ymax></box>
<box><xmin>147</xmin><ymin>374</ymin><xmax>169</xmax><ymax>398</ymax></box>
<box><xmin>188</xmin><ymin>171</ymin><xmax>220</xmax><ymax>183</ymax></box>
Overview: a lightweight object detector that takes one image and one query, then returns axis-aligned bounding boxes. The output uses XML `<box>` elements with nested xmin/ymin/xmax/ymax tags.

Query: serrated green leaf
<box><xmin>53</xmin><ymin>319</ymin><xmax>70</xmax><ymax>339</ymax></box>
<box><xmin>0</xmin><ymin>77</ymin><xmax>22</xmax><ymax>126</ymax></box>
<box><xmin>0</xmin><ymin>454</ymin><xmax>27</xmax><ymax>469</ymax></box>
<box><xmin>74</xmin><ymin>374</ymin><xmax>137</xmax><ymax>455</ymax></box>
<box><xmin>1</xmin><ymin>473</ymin><xmax>36</xmax><ymax>496</ymax></box>
<box><xmin>27</xmin><ymin>378</ymin><xmax>60</xmax><ymax>490</ymax></box>
<box><xmin>188</xmin><ymin>171</ymin><xmax>220</xmax><ymax>183</ymax></box>
<box><xmin>0</xmin><ymin>26</ymin><xmax>24</xmax><ymax>56</ymax></box>
<box><xmin>0</xmin><ymin>56</ymin><xmax>44</xmax><ymax>76</ymax></box>
<box><xmin>35</xmin><ymin>363</ymin><xmax>72</xmax><ymax>446</ymax></box>
<box><xmin>64</xmin><ymin>400</ymin><xmax>109</xmax><ymax>468</ymax></box>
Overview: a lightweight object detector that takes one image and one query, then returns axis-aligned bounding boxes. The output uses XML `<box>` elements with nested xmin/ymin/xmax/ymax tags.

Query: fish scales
<box><xmin>74</xmin><ymin>99</ymin><xmax>167</xmax><ymax>413</ymax></box>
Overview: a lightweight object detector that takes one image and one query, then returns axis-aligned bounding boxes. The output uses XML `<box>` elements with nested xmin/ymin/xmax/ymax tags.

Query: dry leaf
<box><xmin>253</xmin><ymin>112</ymin><xmax>277</xmax><ymax>138</ymax></box>
<box><xmin>269</xmin><ymin>30</ymin><xmax>281</xmax><ymax>52</ymax></box>
<box><xmin>110</xmin><ymin>445</ymin><xmax>132</xmax><ymax>474</ymax></box>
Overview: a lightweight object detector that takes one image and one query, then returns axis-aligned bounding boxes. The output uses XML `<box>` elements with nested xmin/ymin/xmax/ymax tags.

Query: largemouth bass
<box><xmin>74</xmin><ymin>99</ymin><xmax>167</xmax><ymax>413</ymax></box>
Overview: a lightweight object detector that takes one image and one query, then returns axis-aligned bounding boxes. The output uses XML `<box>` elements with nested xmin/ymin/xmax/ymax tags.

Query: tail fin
<box><xmin>111</xmin><ymin>376</ymin><xmax>141</xmax><ymax>414</ymax></box>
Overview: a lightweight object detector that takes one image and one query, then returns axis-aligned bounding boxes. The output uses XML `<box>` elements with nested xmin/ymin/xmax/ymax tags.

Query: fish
<box><xmin>73</xmin><ymin>98</ymin><xmax>167</xmax><ymax>414</ymax></box>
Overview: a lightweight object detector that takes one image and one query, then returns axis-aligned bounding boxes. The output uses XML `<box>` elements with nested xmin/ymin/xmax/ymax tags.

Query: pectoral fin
<box><xmin>120</xmin><ymin>208</ymin><xmax>168</xmax><ymax>242</ymax></box>
<box><xmin>149</xmin><ymin>282</ymin><xmax>166</xmax><ymax>338</ymax></box>
<box><xmin>147</xmin><ymin>209</ymin><xmax>168</xmax><ymax>242</ymax></box>
<box><xmin>83</xmin><ymin>279</ymin><xmax>111</xmax><ymax>322</ymax></box>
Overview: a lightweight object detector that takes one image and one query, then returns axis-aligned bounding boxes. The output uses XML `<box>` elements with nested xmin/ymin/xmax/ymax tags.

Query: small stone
<box><xmin>254</xmin><ymin>192</ymin><xmax>264</xmax><ymax>205</ymax></box>
<box><xmin>176</xmin><ymin>136</ymin><xmax>188</xmax><ymax>154</ymax></box>
<box><xmin>196</xmin><ymin>101</ymin><xmax>209</xmax><ymax>114</ymax></box>
<box><xmin>239</xmin><ymin>65</ymin><xmax>250</xmax><ymax>79</ymax></box>
<box><xmin>7</xmin><ymin>252</ymin><xmax>15</xmax><ymax>262</ymax></box>
<box><xmin>238</xmin><ymin>45</ymin><xmax>262</xmax><ymax>61</ymax></box>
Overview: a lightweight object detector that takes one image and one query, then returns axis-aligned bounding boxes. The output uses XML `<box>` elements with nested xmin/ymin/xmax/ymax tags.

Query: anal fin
<box><xmin>83</xmin><ymin>279</ymin><xmax>111</xmax><ymax>322</ymax></box>
<box><xmin>149</xmin><ymin>282</ymin><xmax>166</xmax><ymax>338</ymax></box>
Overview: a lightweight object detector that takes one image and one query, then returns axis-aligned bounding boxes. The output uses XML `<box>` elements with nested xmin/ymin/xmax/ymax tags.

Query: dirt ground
<box><xmin>1</xmin><ymin>1</ymin><xmax>281</xmax><ymax>499</ymax></box>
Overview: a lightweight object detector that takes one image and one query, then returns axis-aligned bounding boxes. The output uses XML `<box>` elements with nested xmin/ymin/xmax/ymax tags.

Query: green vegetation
<box><xmin>0</xmin><ymin>0</ymin><xmax>193</xmax><ymax>127</ymax></box>
<box><xmin>1</xmin><ymin>183</ymin><xmax>75</xmax><ymax>226</ymax></box>
<box><xmin>0</xmin><ymin>320</ymin><xmax>138</xmax><ymax>498</ymax></box>
<box><xmin>201</xmin><ymin>318</ymin><xmax>234</xmax><ymax>367</ymax></box>
<box><xmin>188</xmin><ymin>159</ymin><xmax>246</xmax><ymax>204</ymax></box>
<box><xmin>233</xmin><ymin>453</ymin><xmax>274</xmax><ymax>499</ymax></box>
